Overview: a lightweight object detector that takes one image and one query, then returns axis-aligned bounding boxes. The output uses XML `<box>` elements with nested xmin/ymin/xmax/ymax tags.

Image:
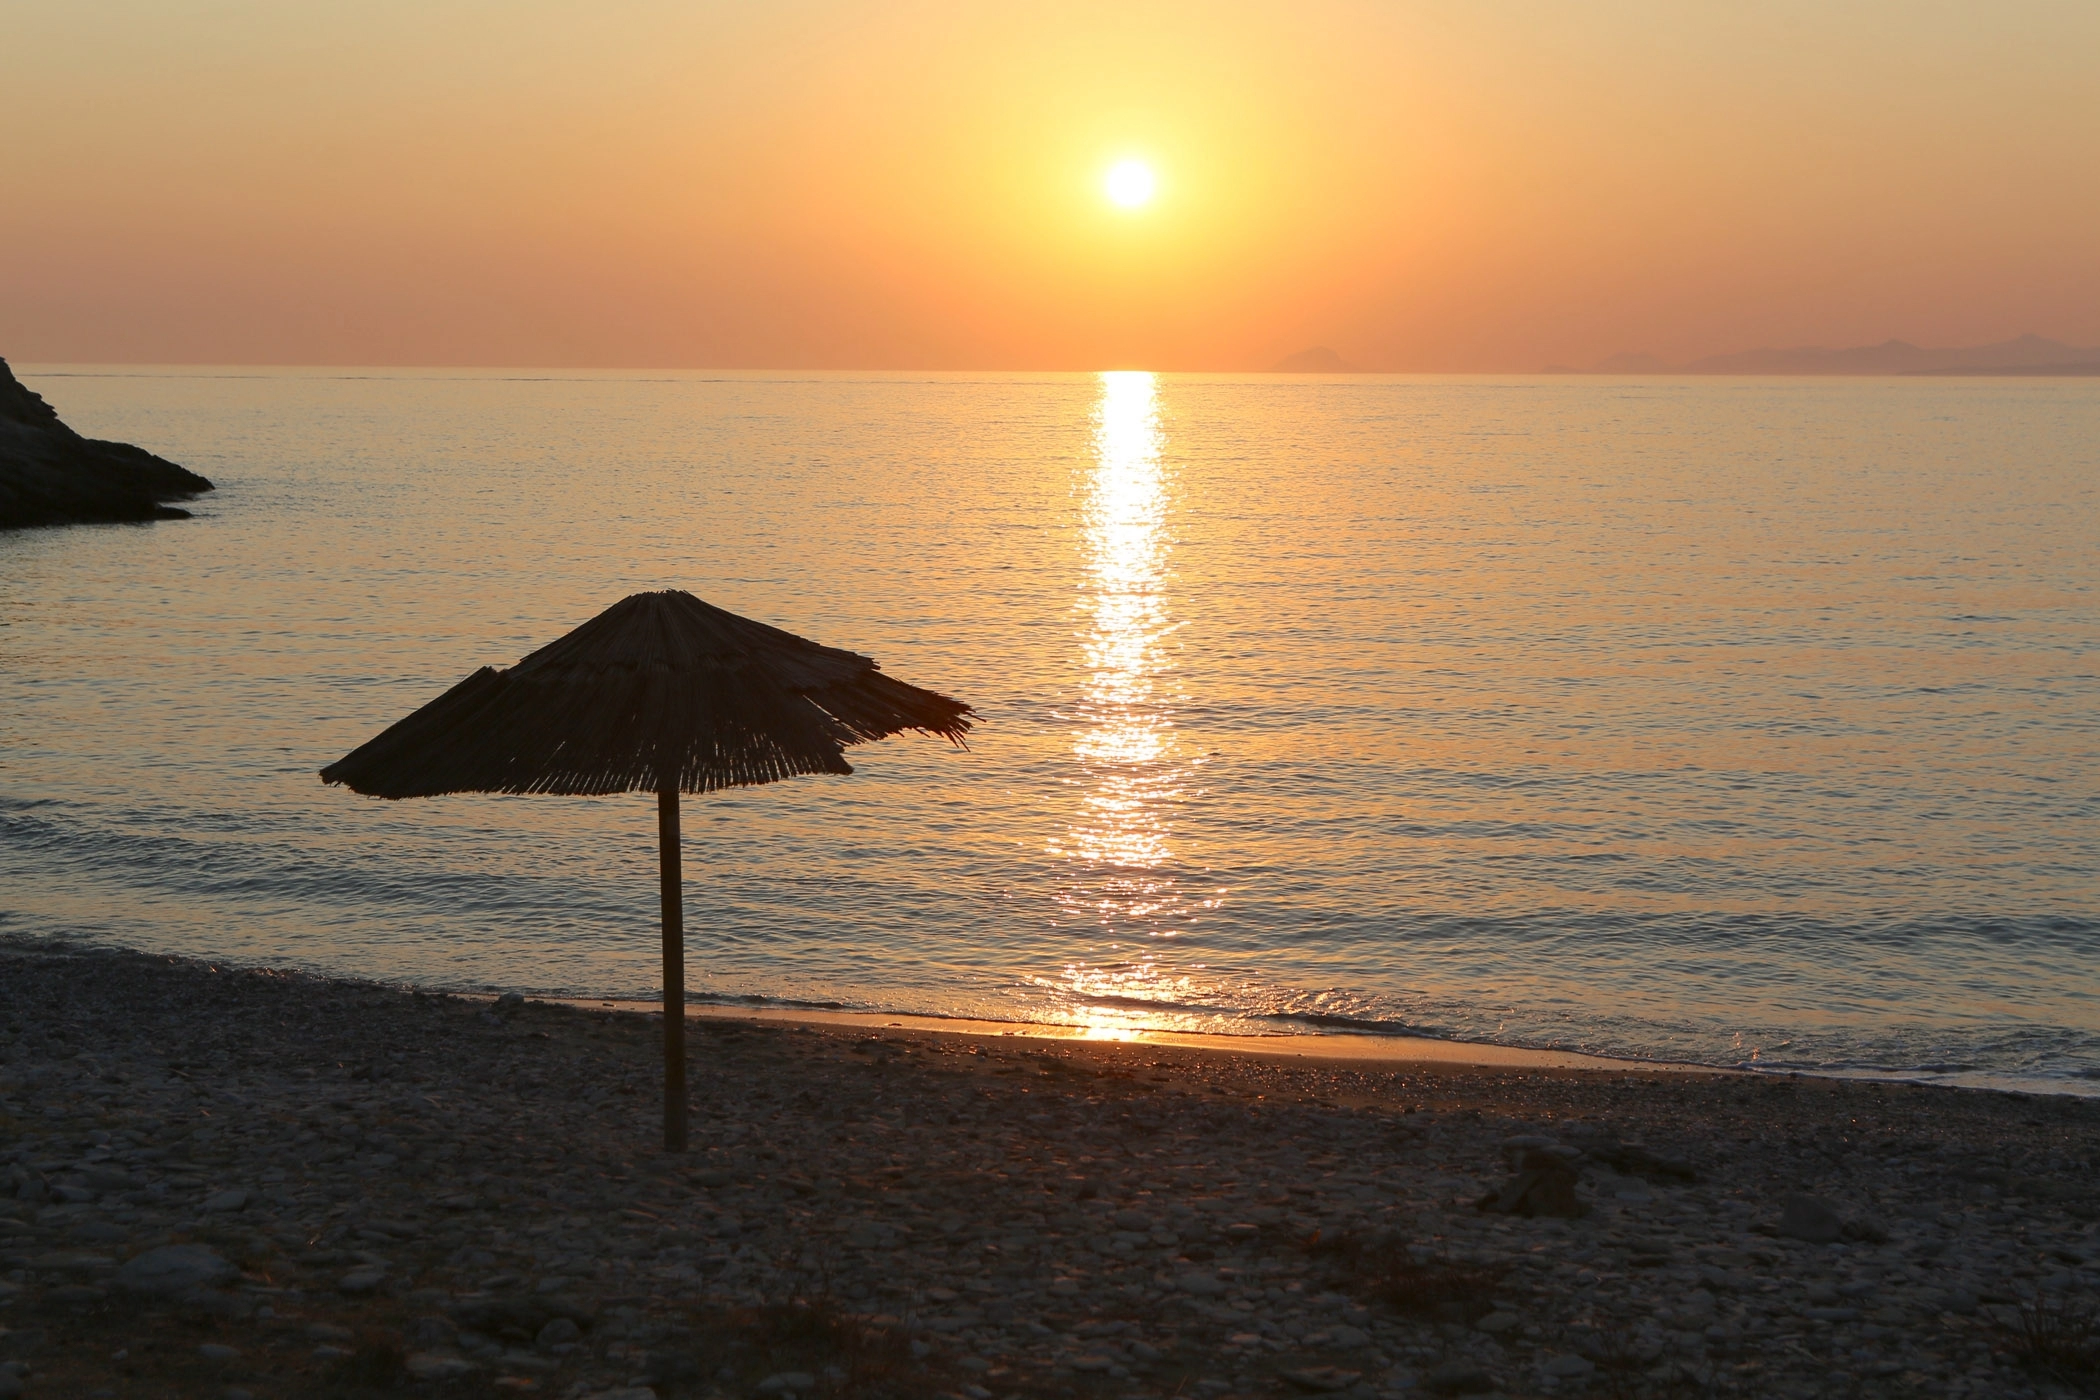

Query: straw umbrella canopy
<box><xmin>321</xmin><ymin>589</ymin><xmax>973</xmax><ymax>1149</ymax></box>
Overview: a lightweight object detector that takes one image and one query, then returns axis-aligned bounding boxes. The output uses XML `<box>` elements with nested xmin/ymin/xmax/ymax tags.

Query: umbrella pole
<box><xmin>658</xmin><ymin>786</ymin><xmax>688</xmax><ymax>1152</ymax></box>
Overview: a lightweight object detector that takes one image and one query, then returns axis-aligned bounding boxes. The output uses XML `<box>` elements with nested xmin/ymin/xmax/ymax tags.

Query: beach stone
<box><xmin>1425</xmin><ymin>1360</ymin><xmax>1494</xmax><ymax>1394</ymax></box>
<box><xmin>407</xmin><ymin>1352</ymin><xmax>480</xmax><ymax>1380</ymax></box>
<box><xmin>1501</xmin><ymin>1134</ymin><xmax>1563</xmax><ymax>1165</ymax></box>
<box><xmin>647</xmin><ymin>1350</ymin><xmax>702</xmax><ymax>1384</ymax></box>
<box><xmin>1477</xmin><ymin>1150</ymin><xmax>1587</xmax><ymax>1218</ymax></box>
<box><xmin>34</xmin><ymin>1249</ymin><xmax>115</xmax><ymax>1272</ymax></box>
<box><xmin>584</xmin><ymin>1390</ymin><xmax>657</xmax><ymax>1400</ymax></box>
<box><xmin>494</xmin><ymin>992</ymin><xmax>525</xmax><ymax>1015</ymax></box>
<box><xmin>1587</xmin><ymin>1139</ymin><xmax>1699</xmax><ymax>1183</ymax></box>
<box><xmin>1285</xmin><ymin>1366</ymin><xmax>1362</xmax><ymax>1392</ymax></box>
<box><xmin>70</xmin><ymin>1220</ymin><xmax>130</xmax><ymax>1244</ymax></box>
<box><xmin>407</xmin><ymin>1316</ymin><xmax>456</xmax><ymax>1348</ymax></box>
<box><xmin>1177</xmin><ymin>1271</ymin><xmax>1227</xmax><ymax>1295</ymax></box>
<box><xmin>198</xmin><ymin>1343</ymin><xmax>241</xmax><ymax>1361</ymax></box>
<box><xmin>1778</xmin><ymin>1195</ymin><xmax>1844</xmax><ymax>1243</ymax></box>
<box><xmin>536</xmin><ymin>1317</ymin><xmax>580</xmax><ymax>1348</ymax></box>
<box><xmin>203</xmin><ymin>1188</ymin><xmax>249</xmax><ymax>1212</ymax></box>
<box><xmin>756</xmin><ymin>1372</ymin><xmax>816</xmax><ymax>1394</ymax></box>
<box><xmin>116</xmin><ymin>1243</ymin><xmax>237</xmax><ymax>1296</ymax></box>
<box><xmin>0</xmin><ymin>1361</ymin><xmax>23</xmax><ymax>1400</ymax></box>
<box><xmin>1542</xmin><ymin>1353</ymin><xmax>1595</xmax><ymax>1378</ymax></box>
<box><xmin>498</xmin><ymin>1350</ymin><xmax>558</xmax><ymax>1374</ymax></box>
<box><xmin>338</xmin><ymin>1266</ymin><xmax>387</xmax><ymax>1294</ymax></box>
<box><xmin>1476</xmin><ymin>1311</ymin><xmax>1520</xmax><ymax>1334</ymax></box>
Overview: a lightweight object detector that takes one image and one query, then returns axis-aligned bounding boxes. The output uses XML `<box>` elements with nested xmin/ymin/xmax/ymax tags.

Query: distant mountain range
<box><xmin>1577</xmin><ymin>334</ymin><xmax>2100</xmax><ymax>376</ymax></box>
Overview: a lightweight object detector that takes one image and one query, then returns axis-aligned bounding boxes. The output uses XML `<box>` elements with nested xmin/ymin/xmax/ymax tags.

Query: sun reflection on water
<box><xmin>1045</xmin><ymin>371</ymin><xmax>1206</xmax><ymax>1027</ymax></box>
<box><xmin>1066</xmin><ymin>375</ymin><xmax>1184</xmax><ymax>864</ymax></box>
<box><xmin>1061</xmin><ymin>371</ymin><xmax>1182</xmax><ymax>874</ymax></box>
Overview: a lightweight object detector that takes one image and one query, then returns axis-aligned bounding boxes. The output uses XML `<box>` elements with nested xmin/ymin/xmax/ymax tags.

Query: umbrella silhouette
<box><xmin>321</xmin><ymin>589</ymin><xmax>973</xmax><ymax>1149</ymax></box>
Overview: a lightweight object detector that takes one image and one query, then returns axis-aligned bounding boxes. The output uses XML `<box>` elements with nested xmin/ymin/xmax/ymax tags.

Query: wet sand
<box><xmin>601</xmin><ymin>1001</ymin><xmax>1686</xmax><ymax>1074</ymax></box>
<box><xmin>2</xmin><ymin>939</ymin><xmax>2097</xmax><ymax>1400</ymax></box>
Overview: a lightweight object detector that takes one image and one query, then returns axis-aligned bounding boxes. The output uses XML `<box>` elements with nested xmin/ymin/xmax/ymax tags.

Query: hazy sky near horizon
<box><xmin>4</xmin><ymin>1</ymin><xmax>2098</xmax><ymax>371</ymax></box>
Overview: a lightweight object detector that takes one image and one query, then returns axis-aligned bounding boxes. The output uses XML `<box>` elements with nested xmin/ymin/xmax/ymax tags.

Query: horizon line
<box><xmin>15</xmin><ymin>359</ymin><xmax>2100</xmax><ymax>381</ymax></box>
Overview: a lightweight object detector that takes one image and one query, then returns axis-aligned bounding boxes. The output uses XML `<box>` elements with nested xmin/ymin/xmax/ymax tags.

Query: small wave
<box><xmin>1257</xmin><ymin>1009</ymin><xmax>1429</xmax><ymax>1036</ymax></box>
<box><xmin>1052</xmin><ymin>990</ymin><xmax>1228</xmax><ymax>1017</ymax></box>
<box><xmin>696</xmin><ymin>993</ymin><xmax>855</xmax><ymax>1012</ymax></box>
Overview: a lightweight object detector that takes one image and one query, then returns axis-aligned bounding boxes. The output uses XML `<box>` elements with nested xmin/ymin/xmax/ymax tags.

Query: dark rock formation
<box><xmin>0</xmin><ymin>358</ymin><xmax>212</xmax><ymax>529</ymax></box>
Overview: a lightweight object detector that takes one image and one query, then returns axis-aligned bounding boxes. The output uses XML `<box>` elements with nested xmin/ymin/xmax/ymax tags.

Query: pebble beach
<box><xmin>3</xmin><ymin>939</ymin><xmax>2097</xmax><ymax>1400</ymax></box>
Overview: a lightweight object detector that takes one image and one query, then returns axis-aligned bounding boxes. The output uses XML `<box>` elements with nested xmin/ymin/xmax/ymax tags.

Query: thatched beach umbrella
<box><xmin>321</xmin><ymin>589</ymin><xmax>973</xmax><ymax>1149</ymax></box>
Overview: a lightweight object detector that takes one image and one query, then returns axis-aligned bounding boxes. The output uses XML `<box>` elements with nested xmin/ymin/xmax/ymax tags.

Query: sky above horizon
<box><xmin>4</xmin><ymin>1</ymin><xmax>2098</xmax><ymax>371</ymax></box>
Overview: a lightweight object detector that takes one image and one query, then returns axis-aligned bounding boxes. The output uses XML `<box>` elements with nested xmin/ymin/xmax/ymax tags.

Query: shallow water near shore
<box><xmin>2</xmin><ymin>367</ymin><xmax>2096</xmax><ymax>1093</ymax></box>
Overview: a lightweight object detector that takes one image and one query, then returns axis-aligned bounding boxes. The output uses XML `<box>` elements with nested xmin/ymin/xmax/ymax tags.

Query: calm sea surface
<box><xmin>4</xmin><ymin>368</ymin><xmax>2097</xmax><ymax>1092</ymax></box>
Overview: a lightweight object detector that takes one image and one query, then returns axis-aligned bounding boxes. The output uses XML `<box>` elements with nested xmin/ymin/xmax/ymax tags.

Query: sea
<box><xmin>3</xmin><ymin>367</ymin><xmax>2096</xmax><ymax>1094</ymax></box>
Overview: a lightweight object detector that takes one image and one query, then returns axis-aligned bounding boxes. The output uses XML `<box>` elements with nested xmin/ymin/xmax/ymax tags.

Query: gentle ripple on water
<box><xmin>2</xmin><ymin>367</ymin><xmax>2096</xmax><ymax>1093</ymax></box>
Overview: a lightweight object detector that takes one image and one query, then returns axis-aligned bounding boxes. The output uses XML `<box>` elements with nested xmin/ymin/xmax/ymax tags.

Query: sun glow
<box><xmin>1103</xmin><ymin>159</ymin><xmax>1157</xmax><ymax>209</ymax></box>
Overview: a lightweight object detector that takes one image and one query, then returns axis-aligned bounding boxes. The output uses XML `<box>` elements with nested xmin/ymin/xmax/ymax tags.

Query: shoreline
<box><xmin>562</xmin><ymin>1000</ymin><xmax>2100</xmax><ymax>1102</ymax></box>
<box><xmin>13</xmin><ymin>931</ymin><xmax>2091</xmax><ymax>1099</ymax></box>
<box><xmin>9</xmin><ymin>928</ymin><xmax>2096</xmax><ymax>1102</ymax></box>
<box><xmin>4</xmin><ymin>938</ymin><xmax>2098</xmax><ymax>1400</ymax></box>
<box><xmin>428</xmin><ymin>987</ymin><xmax>2100</xmax><ymax>1102</ymax></box>
<box><xmin>583</xmin><ymin>1000</ymin><xmax>1693</xmax><ymax>1077</ymax></box>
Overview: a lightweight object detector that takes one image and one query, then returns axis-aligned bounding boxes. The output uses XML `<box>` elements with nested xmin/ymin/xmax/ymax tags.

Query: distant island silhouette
<box><xmin>1</xmin><ymin>358</ymin><xmax>212</xmax><ymax>529</ymax></box>
<box><xmin>1571</xmin><ymin>333</ymin><xmax>2100</xmax><ymax>376</ymax></box>
<box><xmin>1271</xmin><ymin>346</ymin><xmax>1360</xmax><ymax>373</ymax></box>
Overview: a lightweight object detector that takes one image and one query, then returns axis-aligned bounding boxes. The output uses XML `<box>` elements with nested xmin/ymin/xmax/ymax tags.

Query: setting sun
<box><xmin>1103</xmin><ymin>158</ymin><xmax>1157</xmax><ymax>210</ymax></box>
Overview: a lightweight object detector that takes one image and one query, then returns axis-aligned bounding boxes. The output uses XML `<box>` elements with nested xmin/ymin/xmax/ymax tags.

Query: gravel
<box><xmin>3</xmin><ymin>937</ymin><xmax>2098</xmax><ymax>1399</ymax></box>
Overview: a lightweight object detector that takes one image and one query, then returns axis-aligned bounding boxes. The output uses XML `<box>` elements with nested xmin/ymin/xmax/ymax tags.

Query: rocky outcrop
<box><xmin>0</xmin><ymin>358</ymin><xmax>212</xmax><ymax>528</ymax></box>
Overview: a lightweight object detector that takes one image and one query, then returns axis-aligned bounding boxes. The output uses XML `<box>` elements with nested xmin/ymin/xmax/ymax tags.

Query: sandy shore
<box><xmin>2</xmin><ymin>940</ymin><xmax>2097</xmax><ymax>1400</ymax></box>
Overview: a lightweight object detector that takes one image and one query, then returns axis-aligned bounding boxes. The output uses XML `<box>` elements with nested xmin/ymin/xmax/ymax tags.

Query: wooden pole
<box><xmin>658</xmin><ymin>787</ymin><xmax>687</xmax><ymax>1152</ymax></box>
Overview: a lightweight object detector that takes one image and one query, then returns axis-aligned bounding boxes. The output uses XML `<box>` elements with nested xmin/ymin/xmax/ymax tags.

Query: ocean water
<box><xmin>3</xmin><ymin>367</ymin><xmax>2096</xmax><ymax>1093</ymax></box>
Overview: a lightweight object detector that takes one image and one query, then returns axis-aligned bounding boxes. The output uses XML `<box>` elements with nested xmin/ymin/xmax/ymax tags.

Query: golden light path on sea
<box><xmin>1053</xmin><ymin>370</ymin><xmax>1202</xmax><ymax>1038</ymax></box>
<box><xmin>1074</xmin><ymin>369</ymin><xmax>1176</xmax><ymax>869</ymax></box>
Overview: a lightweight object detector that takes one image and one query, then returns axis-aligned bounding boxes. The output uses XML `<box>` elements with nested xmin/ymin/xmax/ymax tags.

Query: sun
<box><xmin>1104</xmin><ymin>159</ymin><xmax>1157</xmax><ymax>210</ymax></box>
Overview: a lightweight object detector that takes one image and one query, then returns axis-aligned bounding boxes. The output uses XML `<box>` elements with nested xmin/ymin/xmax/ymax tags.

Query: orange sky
<box><xmin>4</xmin><ymin>1</ymin><xmax>2097</xmax><ymax>370</ymax></box>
